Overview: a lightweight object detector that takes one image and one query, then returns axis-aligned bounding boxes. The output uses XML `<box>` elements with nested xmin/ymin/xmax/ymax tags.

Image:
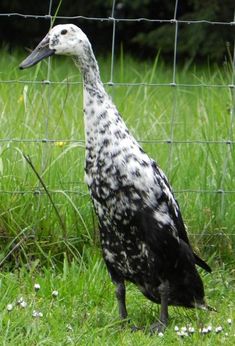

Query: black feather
<box><xmin>194</xmin><ymin>253</ymin><xmax>212</xmax><ymax>273</ymax></box>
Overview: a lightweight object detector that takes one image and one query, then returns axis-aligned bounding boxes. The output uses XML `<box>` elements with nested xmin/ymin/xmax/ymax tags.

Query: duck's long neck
<box><xmin>74</xmin><ymin>42</ymin><xmax>116</xmax><ymax>148</ymax></box>
<box><xmin>74</xmin><ymin>40</ymin><xmax>135</xmax><ymax>172</ymax></box>
<box><xmin>74</xmin><ymin>44</ymin><xmax>106</xmax><ymax>101</ymax></box>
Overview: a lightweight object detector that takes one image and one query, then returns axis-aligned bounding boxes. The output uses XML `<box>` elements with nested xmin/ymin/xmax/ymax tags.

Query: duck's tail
<box><xmin>194</xmin><ymin>253</ymin><xmax>212</xmax><ymax>273</ymax></box>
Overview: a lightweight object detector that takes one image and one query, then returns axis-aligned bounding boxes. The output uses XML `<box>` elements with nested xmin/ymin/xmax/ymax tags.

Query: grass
<box><xmin>0</xmin><ymin>48</ymin><xmax>234</xmax><ymax>343</ymax></box>
<box><xmin>0</xmin><ymin>252</ymin><xmax>234</xmax><ymax>345</ymax></box>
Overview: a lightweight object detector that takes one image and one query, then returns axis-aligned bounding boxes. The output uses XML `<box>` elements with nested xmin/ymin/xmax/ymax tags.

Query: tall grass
<box><xmin>0</xmin><ymin>49</ymin><xmax>234</xmax><ymax>268</ymax></box>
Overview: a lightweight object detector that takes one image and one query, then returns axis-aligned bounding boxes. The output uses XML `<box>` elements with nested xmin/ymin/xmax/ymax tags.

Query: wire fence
<box><xmin>0</xmin><ymin>1</ymin><xmax>235</xmax><ymax>187</ymax></box>
<box><xmin>0</xmin><ymin>0</ymin><xmax>235</xmax><ymax>243</ymax></box>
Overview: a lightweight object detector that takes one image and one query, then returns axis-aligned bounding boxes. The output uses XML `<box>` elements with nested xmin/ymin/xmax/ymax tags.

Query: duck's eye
<box><xmin>61</xmin><ymin>29</ymin><xmax>68</xmax><ymax>35</ymax></box>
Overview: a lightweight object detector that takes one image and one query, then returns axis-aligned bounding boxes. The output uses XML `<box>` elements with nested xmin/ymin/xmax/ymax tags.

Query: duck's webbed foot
<box><xmin>149</xmin><ymin>321</ymin><xmax>167</xmax><ymax>334</ymax></box>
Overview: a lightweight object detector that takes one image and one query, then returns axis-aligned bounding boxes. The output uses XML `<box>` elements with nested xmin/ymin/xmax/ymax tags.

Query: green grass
<box><xmin>0</xmin><ymin>253</ymin><xmax>234</xmax><ymax>345</ymax></box>
<box><xmin>0</xmin><ymin>48</ymin><xmax>234</xmax><ymax>343</ymax></box>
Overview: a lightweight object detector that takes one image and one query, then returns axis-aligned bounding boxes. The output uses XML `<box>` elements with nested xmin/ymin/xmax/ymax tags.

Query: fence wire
<box><xmin>0</xmin><ymin>13</ymin><xmax>234</xmax><ymax>26</ymax></box>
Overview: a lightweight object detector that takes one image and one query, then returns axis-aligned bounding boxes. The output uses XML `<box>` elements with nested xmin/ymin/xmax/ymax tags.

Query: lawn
<box><xmin>0</xmin><ymin>48</ymin><xmax>234</xmax><ymax>344</ymax></box>
<box><xmin>0</xmin><ymin>253</ymin><xmax>234</xmax><ymax>345</ymax></box>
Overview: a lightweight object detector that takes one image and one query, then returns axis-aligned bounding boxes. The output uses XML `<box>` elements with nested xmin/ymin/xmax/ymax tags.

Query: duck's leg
<box><xmin>115</xmin><ymin>280</ymin><xmax>128</xmax><ymax>319</ymax></box>
<box><xmin>106</xmin><ymin>263</ymin><xmax>128</xmax><ymax>319</ymax></box>
<box><xmin>150</xmin><ymin>281</ymin><xmax>169</xmax><ymax>334</ymax></box>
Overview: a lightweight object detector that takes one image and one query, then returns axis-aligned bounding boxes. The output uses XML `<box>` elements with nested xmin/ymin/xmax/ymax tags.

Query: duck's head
<box><xmin>19</xmin><ymin>24</ymin><xmax>89</xmax><ymax>69</ymax></box>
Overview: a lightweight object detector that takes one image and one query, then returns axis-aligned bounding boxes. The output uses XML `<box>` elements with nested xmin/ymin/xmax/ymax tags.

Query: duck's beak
<box><xmin>19</xmin><ymin>34</ymin><xmax>55</xmax><ymax>69</ymax></box>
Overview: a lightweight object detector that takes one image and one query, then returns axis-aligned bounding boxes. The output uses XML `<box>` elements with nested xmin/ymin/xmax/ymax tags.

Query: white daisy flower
<box><xmin>17</xmin><ymin>297</ymin><xmax>24</xmax><ymax>304</ymax></box>
<box><xmin>177</xmin><ymin>331</ymin><xmax>188</xmax><ymax>337</ymax></box>
<box><xmin>20</xmin><ymin>300</ymin><xmax>27</xmax><ymax>308</ymax></box>
<box><xmin>188</xmin><ymin>326</ymin><xmax>195</xmax><ymax>333</ymax></box>
<box><xmin>34</xmin><ymin>283</ymin><xmax>41</xmax><ymax>291</ymax></box>
<box><xmin>52</xmin><ymin>290</ymin><xmax>59</xmax><ymax>297</ymax></box>
<box><xmin>201</xmin><ymin>327</ymin><xmax>208</xmax><ymax>334</ymax></box>
<box><xmin>7</xmin><ymin>304</ymin><xmax>13</xmax><ymax>311</ymax></box>
<box><xmin>32</xmin><ymin>310</ymin><xmax>43</xmax><ymax>318</ymax></box>
<box><xmin>215</xmin><ymin>326</ymin><xmax>223</xmax><ymax>333</ymax></box>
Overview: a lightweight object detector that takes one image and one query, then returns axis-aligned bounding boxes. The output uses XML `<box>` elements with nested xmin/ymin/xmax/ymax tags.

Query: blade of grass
<box><xmin>23</xmin><ymin>153</ymin><xmax>66</xmax><ymax>235</ymax></box>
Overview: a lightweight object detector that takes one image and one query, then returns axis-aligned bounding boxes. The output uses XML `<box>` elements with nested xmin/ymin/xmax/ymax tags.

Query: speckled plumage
<box><xmin>19</xmin><ymin>24</ymin><xmax>212</xmax><ymax>332</ymax></box>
